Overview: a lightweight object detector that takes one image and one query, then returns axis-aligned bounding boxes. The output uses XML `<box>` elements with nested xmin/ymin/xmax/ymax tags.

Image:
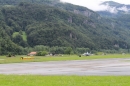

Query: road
<box><xmin>0</xmin><ymin>58</ymin><xmax>130</xmax><ymax>75</ymax></box>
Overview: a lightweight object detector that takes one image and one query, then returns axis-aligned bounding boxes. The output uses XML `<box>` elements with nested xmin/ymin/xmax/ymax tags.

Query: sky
<box><xmin>60</xmin><ymin>0</ymin><xmax>130</xmax><ymax>11</ymax></box>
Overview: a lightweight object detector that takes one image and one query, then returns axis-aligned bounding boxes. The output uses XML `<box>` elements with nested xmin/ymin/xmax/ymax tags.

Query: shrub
<box><xmin>7</xmin><ymin>53</ymin><xmax>12</xmax><ymax>57</ymax></box>
<box><xmin>36</xmin><ymin>51</ymin><xmax>48</xmax><ymax>56</ymax></box>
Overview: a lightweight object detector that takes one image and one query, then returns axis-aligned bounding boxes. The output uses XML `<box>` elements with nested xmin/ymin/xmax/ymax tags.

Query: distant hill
<box><xmin>98</xmin><ymin>1</ymin><xmax>130</xmax><ymax>17</ymax></box>
<box><xmin>101</xmin><ymin>1</ymin><xmax>123</xmax><ymax>7</ymax></box>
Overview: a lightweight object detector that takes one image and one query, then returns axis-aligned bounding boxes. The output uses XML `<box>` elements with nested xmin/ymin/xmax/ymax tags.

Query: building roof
<box><xmin>29</xmin><ymin>52</ymin><xmax>37</xmax><ymax>55</ymax></box>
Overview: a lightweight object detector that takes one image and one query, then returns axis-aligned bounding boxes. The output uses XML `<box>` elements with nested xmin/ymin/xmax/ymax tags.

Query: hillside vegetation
<box><xmin>0</xmin><ymin>0</ymin><xmax>130</xmax><ymax>55</ymax></box>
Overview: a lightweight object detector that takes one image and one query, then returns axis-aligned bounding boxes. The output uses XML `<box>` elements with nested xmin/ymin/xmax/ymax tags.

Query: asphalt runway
<box><xmin>0</xmin><ymin>58</ymin><xmax>130</xmax><ymax>75</ymax></box>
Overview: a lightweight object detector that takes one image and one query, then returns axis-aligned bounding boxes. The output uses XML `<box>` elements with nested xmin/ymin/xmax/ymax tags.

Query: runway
<box><xmin>0</xmin><ymin>58</ymin><xmax>130</xmax><ymax>75</ymax></box>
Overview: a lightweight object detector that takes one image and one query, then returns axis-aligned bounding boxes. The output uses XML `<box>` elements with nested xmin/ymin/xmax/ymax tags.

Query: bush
<box><xmin>7</xmin><ymin>53</ymin><xmax>12</xmax><ymax>57</ymax></box>
<box><xmin>64</xmin><ymin>47</ymin><xmax>73</xmax><ymax>55</ymax></box>
<box><xmin>41</xmin><ymin>51</ymin><xmax>48</xmax><ymax>56</ymax></box>
<box><xmin>36</xmin><ymin>51</ymin><xmax>48</xmax><ymax>56</ymax></box>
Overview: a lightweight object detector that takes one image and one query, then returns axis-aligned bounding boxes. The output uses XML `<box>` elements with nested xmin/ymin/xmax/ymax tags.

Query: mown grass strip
<box><xmin>0</xmin><ymin>75</ymin><xmax>130</xmax><ymax>86</ymax></box>
<box><xmin>0</xmin><ymin>54</ymin><xmax>130</xmax><ymax>64</ymax></box>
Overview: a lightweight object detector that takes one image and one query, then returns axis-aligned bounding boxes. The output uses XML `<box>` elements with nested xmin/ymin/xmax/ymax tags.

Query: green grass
<box><xmin>12</xmin><ymin>31</ymin><xmax>27</xmax><ymax>41</ymax></box>
<box><xmin>0</xmin><ymin>75</ymin><xmax>130</xmax><ymax>86</ymax></box>
<box><xmin>0</xmin><ymin>54</ymin><xmax>130</xmax><ymax>64</ymax></box>
<box><xmin>22</xmin><ymin>31</ymin><xmax>27</xmax><ymax>41</ymax></box>
<box><xmin>1</xmin><ymin>55</ymin><xmax>130</xmax><ymax>85</ymax></box>
<box><xmin>12</xmin><ymin>32</ymin><xmax>19</xmax><ymax>37</ymax></box>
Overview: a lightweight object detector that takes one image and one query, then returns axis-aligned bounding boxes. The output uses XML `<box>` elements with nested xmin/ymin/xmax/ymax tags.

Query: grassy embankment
<box><xmin>0</xmin><ymin>54</ymin><xmax>130</xmax><ymax>64</ymax></box>
<box><xmin>0</xmin><ymin>75</ymin><xmax>130</xmax><ymax>86</ymax></box>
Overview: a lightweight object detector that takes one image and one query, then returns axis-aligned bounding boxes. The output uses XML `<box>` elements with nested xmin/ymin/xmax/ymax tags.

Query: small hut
<box><xmin>28</xmin><ymin>52</ymin><xmax>37</xmax><ymax>56</ymax></box>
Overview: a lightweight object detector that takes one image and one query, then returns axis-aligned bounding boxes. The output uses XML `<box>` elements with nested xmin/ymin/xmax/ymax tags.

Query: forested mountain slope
<box><xmin>0</xmin><ymin>0</ymin><xmax>130</xmax><ymax>54</ymax></box>
<box><xmin>0</xmin><ymin>0</ymin><xmax>99</xmax><ymax>19</ymax></box>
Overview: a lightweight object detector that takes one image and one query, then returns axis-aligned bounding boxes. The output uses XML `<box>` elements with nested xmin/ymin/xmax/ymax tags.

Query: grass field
<box><xmin>0</xmin><ymin>55</ymin><xmax>130</xmax><ymax>86</ymax></box>
<box><xmin>0</xmin><ymin>75</ymin><xmax>130</xmax><ymax>86</ymax></box>
<box><xmin>0</xmin><ymin>54</ymin><xmax>130</xmax><ymax>64</ymax></box>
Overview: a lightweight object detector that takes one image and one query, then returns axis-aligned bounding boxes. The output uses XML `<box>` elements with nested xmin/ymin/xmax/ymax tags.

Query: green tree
<box><xmin>64</xmin><ymin>47</ymin><xmax>73</xmax><ymax>55</ymax></box>
<box><xmin>36</xmin><ymin>51</ymin><xmax>48</xmax><ymax>56</ymax></box>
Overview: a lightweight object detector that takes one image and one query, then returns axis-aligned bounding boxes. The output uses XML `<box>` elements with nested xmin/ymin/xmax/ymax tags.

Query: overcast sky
<box><xmin>60</xmin><ymin>0</ymin><xmax>130</xmax><ymax>11</ymax></box>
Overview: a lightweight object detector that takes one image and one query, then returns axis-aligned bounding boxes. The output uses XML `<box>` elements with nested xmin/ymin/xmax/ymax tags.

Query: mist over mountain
<box><xmin>98</xmin><ymin>1</ymin><xmax>130</xmax><ymax>17</ymax></box>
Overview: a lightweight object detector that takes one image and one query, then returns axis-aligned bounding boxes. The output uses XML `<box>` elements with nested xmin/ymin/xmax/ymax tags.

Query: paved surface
<box><xmin>0</xmin><ymin>58</ymin><xmax>130</xmax><ymax>75</ymax></box>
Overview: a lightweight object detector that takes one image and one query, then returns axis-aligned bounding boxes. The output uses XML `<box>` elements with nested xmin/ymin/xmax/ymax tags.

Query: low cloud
<box><xmin>60</xmin><ymin>0</ymin><xmax>130</xmax><ymax>13</ymax></box>
<box><xmin>118</xmin><ymin>6</ymin><xmax>129</xmax><ymax>12</ymax></box>
<box><xmin>99</xmin><ymin>4</ymin><xmax>118</xmax><ymax>13</ymax></box>
<box><xmin>60</xmin><ymin>0</ymin><xmax>108</xmax><ymax>11</ymax></box>
<box><xmin>99</xmin><ymin>4</ymin><xmax>130</xmax><ymax>13</ymax></box>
